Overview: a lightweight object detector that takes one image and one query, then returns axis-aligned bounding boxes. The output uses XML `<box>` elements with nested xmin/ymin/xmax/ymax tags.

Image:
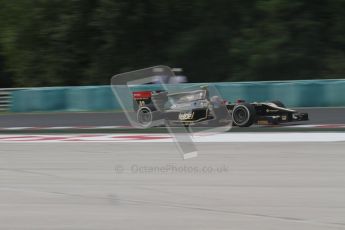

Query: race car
<box><xmin>132</xmin><ymin>87</ymin><xmax>308</xmax><ymax>127</ymax></box>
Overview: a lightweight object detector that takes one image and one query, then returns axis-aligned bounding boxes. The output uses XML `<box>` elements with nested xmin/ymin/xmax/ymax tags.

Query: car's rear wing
<box><xmin>132</xmin><ymin>91</ymin><xmax>153</xmax><ymax>110</ymax></box>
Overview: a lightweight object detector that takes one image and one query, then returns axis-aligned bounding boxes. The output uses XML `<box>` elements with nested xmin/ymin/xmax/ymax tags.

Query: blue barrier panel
<box><xmin>66</xmin><ymin>86</ymin><xmax>120</xmax><ymax>111</ymax></box>
<box><xmin>294</xmin><ymin>81</ymin><xmax>327</xmax><ymax>107</ymax></box>
<box><xmin>10</xmin><ymin>79</ymin><xmax>345</xmax><ymax>112</ymax></box>
<box><xmin>269</xmin><ymin>82</ymin><xmax>303</xmax><ymax>107</ymax></box>
<box><xmin>11</xmin><ymin>88</ymin><xmax>67</xmax><ymax>112</ymax></box>
<box><xmin>323</xmin><ymin>80</ymin><xmax>345</xmax><ymax>107</ymax></box>
<box><xmin>215</xmin><ymin>83</ymin><xmax>247</xmax><ymax>102</ymax></box>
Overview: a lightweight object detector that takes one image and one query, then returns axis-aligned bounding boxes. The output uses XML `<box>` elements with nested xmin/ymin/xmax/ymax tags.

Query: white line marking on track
<box><xmin>1</xmin><ymin>124</ymin><xmax>345</xmax><ymax>131</ymax></box>
<box><xmin>0</xmin><ymin>133</ymin><xmax>345</xmax><ymax>143</ymax></box>
<box><xmin>0</xmin><ymin>126</ymin><xmax>131</xmax><ymax>131</ymax></box>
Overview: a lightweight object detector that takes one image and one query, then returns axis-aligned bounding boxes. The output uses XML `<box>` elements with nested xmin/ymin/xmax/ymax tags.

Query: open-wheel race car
<box><xmin>132</xmin><ymin>87</ymin><xmax>308</xmax><ymax>128</ymax></box>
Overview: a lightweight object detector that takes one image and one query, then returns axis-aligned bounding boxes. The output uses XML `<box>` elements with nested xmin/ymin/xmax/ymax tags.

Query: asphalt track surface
<box><xmin>1</xmin><ymin>107</ymin><xmax>345</xmax><ymax>128</ymax></box>
<box><xmin>1</xmin><ymin>142</ymin><xmax>345</xmax><ymax>230</ymax></box>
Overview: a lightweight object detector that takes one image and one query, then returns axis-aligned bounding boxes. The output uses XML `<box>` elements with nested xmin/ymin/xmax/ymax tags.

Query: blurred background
<box><xmin>1</xmin><ymin>0</ymin><xmax>345</xmax><ymax>88</ymax></box>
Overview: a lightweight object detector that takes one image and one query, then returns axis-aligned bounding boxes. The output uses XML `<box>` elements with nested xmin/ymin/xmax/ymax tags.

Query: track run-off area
<box><xmin>1</xmin><ymin>142</ymin><xmax>345</xmax><ymax>230</ymax></box>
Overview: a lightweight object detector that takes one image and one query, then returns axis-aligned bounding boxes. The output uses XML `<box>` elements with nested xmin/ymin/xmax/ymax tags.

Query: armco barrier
<box><xmin>10</xmin><ymin>79</ymin><xmax>345</xmax><ymax>112</ymax></box>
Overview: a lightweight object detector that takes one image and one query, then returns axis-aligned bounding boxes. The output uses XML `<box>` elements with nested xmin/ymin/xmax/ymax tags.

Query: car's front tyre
<box><xmin>232</xmin><ymin>103</ymin><xmax>256</xmax><ymax>127</ymax></box>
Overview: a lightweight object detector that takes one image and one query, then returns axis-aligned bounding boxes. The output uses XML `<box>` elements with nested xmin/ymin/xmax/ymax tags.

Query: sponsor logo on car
<box><xmin>179</xmin><ymin>112</ymin><xmax>194</xmax><ymax>120</ymax></box>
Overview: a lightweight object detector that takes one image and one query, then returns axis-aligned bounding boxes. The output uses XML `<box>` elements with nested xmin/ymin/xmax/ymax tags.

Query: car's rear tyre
<box><xmin>270</xmin><ymin>100</ymin><xmax>285</xmax><ymax>108</ymax></box>
<box><xmin>232</xmin><ymin>103</ymin><xmax>256</xmax><ymax>127</ymax></box>
<box><xmin>137</xmin><ymin>107</ymin><xmax>153</xmax><ymax>128</ymax></box>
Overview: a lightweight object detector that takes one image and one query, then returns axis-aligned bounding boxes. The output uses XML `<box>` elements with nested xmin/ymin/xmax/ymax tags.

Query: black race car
<box><xmin>132</xmin><ymin>87</ymin><xmax>308</xmax><ymax>128</ymax></box>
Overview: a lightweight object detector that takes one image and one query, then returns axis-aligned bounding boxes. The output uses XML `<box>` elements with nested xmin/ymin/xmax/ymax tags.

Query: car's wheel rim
<box><xmin>138</xmin><ymin>109</ymin><xmax>152</xmax><ymax>125</ymax></box>
<box><xmin>233</xmin><ymin>107</ymin><xmax>249</xmax><ymax>125</ymax></box>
